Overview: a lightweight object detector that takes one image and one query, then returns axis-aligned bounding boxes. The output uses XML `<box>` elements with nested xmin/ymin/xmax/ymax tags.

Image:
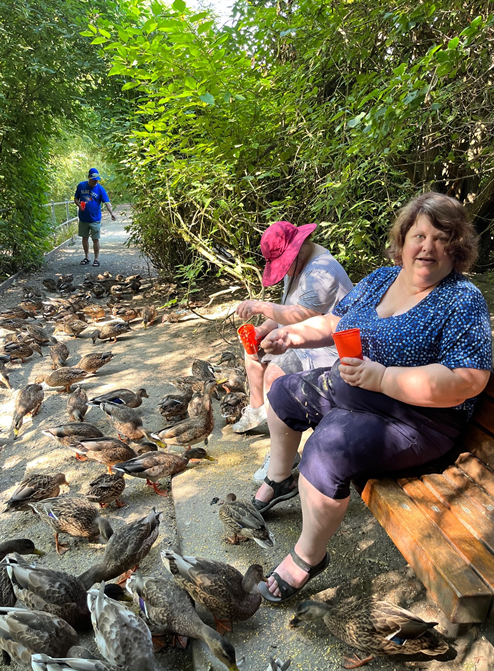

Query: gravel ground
<box><xmin>1</xmin><ymin>207</ymin><xmax>494</xmax><ymax>670</ymax></box>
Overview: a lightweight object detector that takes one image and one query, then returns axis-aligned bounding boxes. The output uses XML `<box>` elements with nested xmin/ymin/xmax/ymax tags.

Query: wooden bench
<box><xmin>362</xmin><ymin>375</ymin><xmax>494</xmax><ymax>624</ymax></box>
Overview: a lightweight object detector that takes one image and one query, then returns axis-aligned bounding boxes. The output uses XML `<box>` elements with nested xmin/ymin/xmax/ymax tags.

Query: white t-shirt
<box><xmin>282</xmin><ymin>251</ymin><xmax>353</xmax><ymax>370</ymax></box>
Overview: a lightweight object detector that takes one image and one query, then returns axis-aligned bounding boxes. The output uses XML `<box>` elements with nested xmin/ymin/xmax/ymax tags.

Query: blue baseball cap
<box><xmin>88</xmin><ymin>170</ymin><xmax>101</xmax><ymax>181</ymax></box>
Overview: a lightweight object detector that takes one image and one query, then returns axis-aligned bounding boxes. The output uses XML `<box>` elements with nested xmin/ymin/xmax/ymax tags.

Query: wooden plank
<box><xmin>461</xmin><ymin>424</ymin><xmax>494</xmax><ymax>471</ymax></box>
<box><xmin>482</xmin><ymin>374</ymin><xmax>494</xmax><ymax>399</ymax></box>
<box><xmin>470</xmin><ymin>396</ymin><xmax>494</xmax><ymax>436</ymax></box>
<box><xmin>422</xmin><ymin>472</ymin><xmax>494</xmax><ymax>554</ymax></box>
<box><xmin>456</xmin><ymin>453</ymin><xmax>494</xmax><ymax>499</ymax></box>
<box><xmin>362</xmin><ymin>478</ymin><xmax>491</xmax><ymax>622</ymax></box>
<box><xmin>400</xmin><ymin>477</ymin><xmax>494</xmax><ymax>594</ymax></box>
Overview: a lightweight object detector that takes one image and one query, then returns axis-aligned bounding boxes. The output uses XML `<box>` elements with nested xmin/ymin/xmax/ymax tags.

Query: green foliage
<box><xmin>90</xmin><ymin>0</ymin><xmax>494</xmax><ymax>285</ymax></box>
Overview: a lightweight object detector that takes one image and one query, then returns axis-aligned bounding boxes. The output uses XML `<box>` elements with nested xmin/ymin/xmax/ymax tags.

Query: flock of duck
<box><xmin>0</xmin><ymin>272</ymin><xmax>453</xmax><ymax>670</ymax></box>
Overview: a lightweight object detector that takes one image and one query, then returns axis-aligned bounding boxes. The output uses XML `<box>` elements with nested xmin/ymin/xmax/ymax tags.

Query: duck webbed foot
<box><xmin>343</xmin><ymin>654</ymin><xmax>375</xmax><ymax>669</ymax></box>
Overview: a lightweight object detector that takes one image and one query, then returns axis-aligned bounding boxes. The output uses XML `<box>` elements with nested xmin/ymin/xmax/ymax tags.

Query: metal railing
<box><xmin>44</xmin><ymin>199</ymin><xmax>78</xmax><ymax>229</ymax></box>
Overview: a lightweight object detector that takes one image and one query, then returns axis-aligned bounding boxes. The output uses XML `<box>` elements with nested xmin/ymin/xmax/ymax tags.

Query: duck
<box><xmin>127</xmin><ymin>571</ymin><xmax>240</xmax><ymax>670</ymax></box>
<box><xmin>29</xmin><ymin>497</ymin><xmax>113</xmax><ymax>555</ymax></box>
<box><xmin>157</xmin><ymin>388</ymin><xmax>193</xmax><ymax>422</ymax></box>
<box><xmin>13</xmin><ymin>383</ymin><xmax>44</xmax><ymax>437</ymax></box>
<box><xmin>4</xmin><ymin>558</ymin><xmax>130</xmax><ymax>627</ymax></box>
<box><xmin>78</xmin><ymin>508</ymin><xmax>161</xmax><ymax>589</ymax></box>
<box><xmin>86</xmin><ymin>472</ymin><xmax>126</xmax><ymax>508</ymax></box>
<box><xmin>141</xmin><ymin>305</ymin><xmax>157</xmax><ymax>329</ymax></box>
<box><xmin>21</xmin><ymin>322</ymin><xmax>52</xmax><ymax>344</ymax></box>
<box><xmin>111</xmin><ymin>306</ymin><xmax>141</xmax><ymax>323</ymax></box>
<box><xmin>50</xmin><ymin>339</ymin><xmax>70</xmax><ymax>369</ymax></box>
<box><xmin>96</xmin><ymin>402</ymin><xmax>164</xmax><ymax>445</ymax></box>
<box><xmin>162</xmin><ymin>550</ymin><xmax>264</xmax><ymax>635</ymax></box>
<box><xmin>55</xmin><ymin>319</ymin><xmax>88</xmax><ymax>338</ymax></box>
<box><xmin>31</xmin><ymin>653</ymin><xmax>112</xmax><ymax>671</ymax></box>
<box><xmin>0</xmin><ymin>361</ymin><xmax>11</xmax><ymax>389</ymax></box>
<box><xmin>3</xmin><ymin>340</ymin><xmax>43</xmax><ymax>363</ymax></box>
<box><xmin>42</xmin><ymin>422</ymin><xmax>104</xmax><ymax>443</ymax></box>
<box><xmin>191</xmin><ymin>358</ymin><xmax>217</xmax><ymax>379</ymax></box>
<box><xmin>66</xmin><ymin>437</ymin><xmax>136</xmax><ymax>473</ymax></box>
<box><xmin>219</xmin><ymin>493</ymin><xmax>275</xmax><ymax>548</ymax></box>
<box><xmin>36</xmin><ymin>368</ymin><xmax>88</xmax><ymax>393</ymax></box>
<box><xmin>76</xmin><ymin>351</ymin><xmax>114</xmax><ymax>374</ymax></box>
<box><xmin>0</xmin><ymin>607</ymin><xmax>80</xmax><ymax>666</ymax></box>
<box><xmin>113</xmin><ymin>448</ymin><xmax>215</xmax><ymax>497</ymax></box>
<box><xmin>216</xmin><ymin>351</ymin><xmax>245</xmax><ymax>370</ymax></box>
<box><xmin>89</xmin><ymin>387</ymin><xmax>149</xmax><ymax>408</ymax></box>
<box><xmin>67</xmin><ymin>386</ymin><xmax>88</xmax><ymax>422</ymax></box>
<box><xmin>91</xmin><ymin>321</ymin><xmax>131</xmax><ymax>343</ymax></box>
<box><xmin>219</xmin><ymin>367</ymin><xmax>247</xmax><ymax>395</ymax></box>
<box><xmin>220</xmin><ymin>392</ymin><xmax>248</xmax><ymax>424</ymax></box>
<box><xmin>0</xmin><ymin>539</ymin><xmax>44</xmax><ymax>608</ymax></box>
<box><xmin>3</xmin><ymin>473</ymin><xmax>69</xmax><ymax>512</ymax></box>
<box><xmin>267</xmin><ymin>659</ymin><xmax>291</xmax><ymax>671</ymax></box>
<box><xmin>289</xmin><ymin>598</ymin><xmax>449</xmax><ymax>667</ymax></box>
<box><xmin>0</xmin><ymin>317</ymin><xmax>27</xmax><ymax>332</ymax></box>
<box><xmin>0</xmin><ymin>307</ymin><xmax>30</xmax><ymax>320</ymax></box>
<box><xmin>42</xmin><ymin>277</ymin><xmax>59</xmax><ymax>292</ymax></box>
<box><xmin>153</xmin><ymin>379</ymin><xmax>218</xmax><ymax>448</ymax></box>
<box><xmin>81</xmin><ymin>304</ymin><xmax>106</xmax><ymax>322</ymax></box>
<box><xmin>91</xmin><ymin>283</ymin><xmax>106</xmax><ymax>299</ymax></box>
<box><xmin>19</xmin><ymin>297</ymin><xmax>43</xmax><ymax>314</ymax></box>
<box><xmin>87</xmin><ymin>582</ymin><xmax>158</xmax><ymax>671</ymax></box>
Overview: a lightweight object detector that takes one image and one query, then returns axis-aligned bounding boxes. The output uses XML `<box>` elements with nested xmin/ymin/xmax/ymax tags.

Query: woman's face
<box><xmin>401</xmin><ymin>214</ymin><xmax>453</xmax><ymax>287</ymax></box>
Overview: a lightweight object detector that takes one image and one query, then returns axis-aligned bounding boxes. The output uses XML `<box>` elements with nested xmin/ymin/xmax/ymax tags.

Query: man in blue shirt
<box><xmin>74</xmin><ymin>168</ymin><xmax>116</xmax><ymax>267</ymax></box>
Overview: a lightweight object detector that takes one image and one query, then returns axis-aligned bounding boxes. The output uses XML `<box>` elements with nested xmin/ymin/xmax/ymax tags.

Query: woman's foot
<box><xmin>266</xmin><ymin>553</ymin><xmax>313</xmax><ymax>598</ymax></box>
<box><xmin>259</xmin><ymin>547</ymin><xmax>330</xmax><ymax>602</ymax></box>
<box><xmin>252</xmin><ymin>475</ymin><xmax>298</xmax><ymax>513</ymax></box>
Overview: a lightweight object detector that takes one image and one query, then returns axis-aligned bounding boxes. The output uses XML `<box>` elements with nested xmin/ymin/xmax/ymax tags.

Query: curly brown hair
<box><xmin>387</xmin><ymin>192</ymin><xmax>478</xmax><ymax>273</ymax></box>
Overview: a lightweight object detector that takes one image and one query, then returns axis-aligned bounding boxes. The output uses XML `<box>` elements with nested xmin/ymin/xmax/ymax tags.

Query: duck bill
<box><xmin>204</xmin><ymin>455</ymin><xmax>216</xmax><ymax>461</ymax></box>
<box><xmin>33</xmin><ymin>548</ymin><xmax>45</xmax><ymax>556</ymax></box>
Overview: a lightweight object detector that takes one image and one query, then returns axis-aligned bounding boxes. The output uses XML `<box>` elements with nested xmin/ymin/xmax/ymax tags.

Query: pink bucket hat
<box><xmin>260</xmin><ymin>221</ymin><xmax>317</xmax><ymax>287</ymax></box>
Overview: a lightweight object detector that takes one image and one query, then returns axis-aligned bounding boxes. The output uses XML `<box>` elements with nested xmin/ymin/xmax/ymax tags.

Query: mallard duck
<box><xmin>92</xmin><ymin>283</ymin><xmax>106</xmax><ymax>299</ymax></box>
<box><xmin>157</xmin><ymin>388</ymin><xmax>193</xmax><ymax>422</ymax></box>
<box><xmin>30</xmin><ymin>497</ymin><xmax>113</xmax><ymax>555</ymax></box>
<box><xmin>32</xmin><ymin>653</ymin><xmax>112</xmax><ymax>671</ymax></box>
<box><xmin>153</xmin><ymin>379</ymin><xmax>217</xmax><ymax>448</ymax></box>
<box><xmin>86</xmin><ymin>473</ymin><xmax>126</xmax><ymax>508</ymax></box>
<box><xmin>219</xmin><ymin>368</ymin><xmax>247</xmax><ymax>395</ymax></box>
<box><xmin>87</xmin><ymin>582</ymin><xmax>158</xmax><ymax>671</ymax></box>
<box><xmin>81</xmin><ymin>304</ymin><xmax>106</xmax><ymax>322</ymax></box>
<box><xmin>113</xmin><ymin>448</ymin><xmax>215</xmax><ymax>496</ymax></box>
<box><xmin>127</xmin><ymin>571</ymin><xmax>240</xmax><ymax>670</ymax></box>
<box><xmin>219</xmin><ymin>493</ymin><xmax>275</xmax><ymax>548</ymax></box>
<box><xmin>36</xmin><ymin>368</ymin><xmax>88</xmax><ymax>393</ymax></box>
<box><xmin>0</xmin><ymin>539</ymin><xmax>44</xmax><ymax>608</ymax></box>
<box><xmin>50</xmin><ymin>339</ymin><xmax>70</xmax><ymax>369</ymax></box>
<box><xmin>42</xmin><ymin>422</ymin><xmax>104</xmax><ymax>442</ymax></box>
<box><xmin>4</xmin><ymin>340</ymin><xmax>43</xmax><ymax>363</ymax></box>
<box><xmin>220</xmin><ymin>392</ymin><xmax>248</xmax><ymax>424</ymax></box>
<box><xmin>0</xmin><ymin>317</ymin><xmax>26</xmax><ymax>332</ymax></box>
<box><xmin>19</xmin><ymin>298</ymin><xmax>43</xmax><ymax>313</ymax></box>
<box><xmin>141</xmin><ymin>305</ymin><xmax>157</xmax><ymax>329</ymax></box>
<box><xmin>66</xmin><ymin>437</ymin><xmax>136</xmax><ymax>473</ymax></box>
<box><xmin>216</xmin><ymin>351</ymin><xmax>245</xmax><ymax>370</ymax></box>
<box><xmin>56</xmin><ymin>319</ymin><xmax>88</xmax><ymax>338</ymax></box>
<box><xmin>78</xmin><ymin>508</ymin><xmax>161</xmax><ymax>589</ymax></box>
<box><xmin>89</xmin><ymin>387</ymin><xmax>149</xmax><ymax>408</ymax></box>
<box><xmin>162</xmin><ymin>550</ymin><xmax>264</xmax><ymax>635</ymax></box>
<box><xmin>76</xmin><ymin>352</ymin><xmax>114</xmax><ymax>374</ymax></box>
<box><xmin>111</xmin><ymin>305</ymin><xmax>141</xmax><ymax>322</ymax></box>
<box><xmin>13</xmin><ymin>383</ymin><xmax>44</xmax><ymax>437</ymax></box>
<box><xmin>0</xmin><ymin>307</ymin><xmax>30</xmax><ymax>320</ymax></box>
<box><xmin>96</xmin><ymin>402</ymin><xmax>163</xmax><ymax>445</ymax></box>
<box><xmin>289</xmin><ymin>598</ymin><xmax>449</xmax><ymax>668</ymax></box>
<box><xmin>191</xmin><ymin>358</ymin><xmax>216</xmax><ymax>379</ymax></box>
<box><xmin>3</xmin><ymin>473</ymin><xmax>69</xmax><ymax>512</ymax></box>
<box><xmin>0</xmin><ymin>361</ymin><xmax>11</xmax><ymax>389</ymax></box>
<box><xmin>4</xmin><ymin>559</ymin><xmax>130</xmax><ymax>627</ymax></box>
<box><xmin>21</xmin><ymin>322</ymin><xmax>51</xmax><ymax>344</ymax></box>
<box><xmin>42</xmin><ymin>277</ymin><xmax>59</xmax><ymax>292</ymax></box>
<box><xmin>0</xmin><ymin>607</ymin><xmax>80</xmax><ymax>666</ymax></box>
<box><xmin>91</xmin><ymin>321</ymin><xmax>131</xmax><ymax>344</ymax></box>
<box><xmin>66</xmin><ymin>386</ymin><xmax>88</xmax><ymax>422</ymax></box>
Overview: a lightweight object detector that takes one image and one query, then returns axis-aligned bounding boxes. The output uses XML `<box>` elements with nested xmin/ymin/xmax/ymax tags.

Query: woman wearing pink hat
<box><xmin>234</xmin><ymin>221</ymin><xmax>353</xmax><ymax>481</ymax></box>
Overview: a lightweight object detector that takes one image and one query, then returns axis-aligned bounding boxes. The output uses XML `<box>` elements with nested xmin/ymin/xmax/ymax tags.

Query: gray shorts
<box><xmin>261</xmin><ymin>348</ymin><xmax>303</xmax><ymax>374</ymax></box>
<box><xmin>78</xmin><ymin>219</ymin><xmax>101</xmax><ymax>239</ymax></box>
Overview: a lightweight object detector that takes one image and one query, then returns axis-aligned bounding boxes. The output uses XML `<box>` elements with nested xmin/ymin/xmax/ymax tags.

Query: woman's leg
<box><xmin>265</xmin><ymin>475</ymin><xmax>349</xmax><ymax>597</ymax></box>
<box><xmin>244</xmin><ymin>351</ymin><xmax>266</xmax><ymax>408</ymax></box>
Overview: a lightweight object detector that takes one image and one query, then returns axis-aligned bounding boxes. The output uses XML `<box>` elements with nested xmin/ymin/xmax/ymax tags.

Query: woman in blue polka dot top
<box><xmin>252</xmin><ymin>192</ymin><xmax>493</xmax><ymax>603</ymax></box>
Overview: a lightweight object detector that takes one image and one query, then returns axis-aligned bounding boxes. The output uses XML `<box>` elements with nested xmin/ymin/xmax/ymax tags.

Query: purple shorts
<box><xmin>267</xmin><ymin>365</ymin><xmax>468</xmax><ymax>499</ymax></box>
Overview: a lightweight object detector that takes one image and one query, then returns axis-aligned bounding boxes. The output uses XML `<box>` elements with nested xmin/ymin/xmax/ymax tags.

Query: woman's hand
<box><xmin>236</xmin><ymin>300</ymin><xmax>262</xmax><ymax>320</ymax></box>
<box><xmin>338</xmin><ymin>357</ymin><xmax>386</xmax><ymax>393</ymax></box>
<box><xmin>260</xmin><ymin>328</ymin><xmax>291</xmax><ymax>355</ymax></box>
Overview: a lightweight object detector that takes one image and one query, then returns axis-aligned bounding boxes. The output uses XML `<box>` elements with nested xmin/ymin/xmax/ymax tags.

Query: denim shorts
<box><xmin>268</xmin><ymin>364</ymin><xmax>468</xmax><ymax>499</ymax></box>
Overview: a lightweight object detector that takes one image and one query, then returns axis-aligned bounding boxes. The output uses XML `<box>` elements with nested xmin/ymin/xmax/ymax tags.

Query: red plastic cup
<box><xmin>80</xmin><ymin>201</ymin><xmax>86</xmax><ymax>211</ymax></box>
<box><xmin>333</xmin><ymin>328</ymin><xmax>363</xmax><ymax>362</ymax></box>
<box><xmin>238</xmin><ymin>324</ymin><xmax>258</xmax><ymax>355</ymax></box>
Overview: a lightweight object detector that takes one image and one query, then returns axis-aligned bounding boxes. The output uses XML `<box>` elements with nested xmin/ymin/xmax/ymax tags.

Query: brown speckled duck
<box><xmin>42</xmin><ymin>422</ymin><xmax>104</xmax><ymax>443</ymax></box>
<box><xmin>0</xmin><ymin>539</ymin><xmax>44</xmax><ymax>608</ymax></box>
<box><xmin>50</xmin><ymin>339</ymin><xmax>70</xmax><ymax>369</ymax></box>
<box><xmin>86</xmin><ymin>472</ymin><xmax>126</xmax><ymax>508</ymax></box>
<box><xmin>289</xmin><ymin>598</ymin><xmax>449</xmax><ymax>668</ymax></box>
<box><xmin>89</xmin><ymin>387</ymin><xmax>148</xmax><ymax>408</ymax></box>
<box><xmin>76</xmin><ymin>351</ymin><xmax>114</xmax><ymax>374</ymax></box>
<box><xmin>91</xmin><ymin>321</ymin><xmax>131</xmax><ymax>344</ymax></box>
<box><xmin>13</xmin><ymin>383</ymin><xmax>44</xmax><ymax>437</ymax></box>
<box><xmin>162</xmin><ymin>550</ymin><xmax>264</xmax><ymax>635</ymax></box>
<box><xmin>3</xmin><ymin>473</ymin><xmax>69</xmax><ymax>512</ymax></box>
<box><xmin>36</xmin><ymin>368</ymin><xmax>88</xmax><ymax>393</ymax></box>
<box><xmin>67</xmin><ymin>386</ymin><xmax>88</xmax><ymax>422</ymax></box>
<box><xmin>219</xmin><ymin>493</ymin><xmax>275</xmax><ymax>548</ymax></box>
<box><xmin>66</xmin><ymin>437</ymin><xmax>136</xmax><ymax>473</ymax></box>
<box><xmin>97</xmin><ymin>402</ymin><xmax>163</xmax><ymax>445</ymax></box>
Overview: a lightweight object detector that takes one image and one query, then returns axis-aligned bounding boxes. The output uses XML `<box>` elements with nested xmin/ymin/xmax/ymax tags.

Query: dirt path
<box><xmin>0</xmin><ymin>208</ymin><xmax>494</xmax><ymax>670</ymax></box>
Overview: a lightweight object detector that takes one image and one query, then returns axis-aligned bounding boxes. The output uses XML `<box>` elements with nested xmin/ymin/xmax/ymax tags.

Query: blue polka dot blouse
<box><xmin>332</xmin><ymin>266</ymin><xmax>492</xmax><ymax>416</ymax></box>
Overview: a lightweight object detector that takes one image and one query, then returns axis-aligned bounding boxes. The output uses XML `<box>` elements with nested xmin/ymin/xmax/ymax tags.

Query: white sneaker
<box><xmin>231</xmin><ymin>404</ymin><xmax>268</xmax><ymax>433</ymax></box>
<box><xmin>252</xmin><ymin>451</ymin><xmax>302</xmax><ymax>486</ymax></box>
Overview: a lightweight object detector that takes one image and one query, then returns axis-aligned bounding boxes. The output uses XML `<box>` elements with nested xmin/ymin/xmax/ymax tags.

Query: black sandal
<box><xmin>251</xmin><ymin>474</ymin><xmax>299</xmax><ymax>513</ymax></box>
<box><xmin>259</xmin><ymin>548</ymin><xmax>330</xmax><ymax>603</ymax></box>
<box><xmin>92</xmin><ymin>259</ymin><xmax>100</xmax><ymax>267</ymax></box>
<box><xmin>80</xmin><ymin>258</ymin><xmax>90</xmax><ymax>265</ymax></box>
